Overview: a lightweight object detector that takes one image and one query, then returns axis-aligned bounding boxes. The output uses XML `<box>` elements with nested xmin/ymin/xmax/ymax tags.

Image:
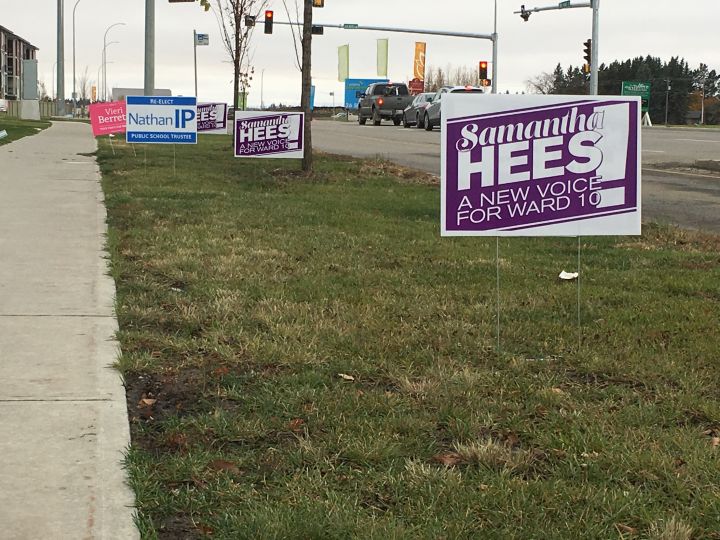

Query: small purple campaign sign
<box><xmin>197</xmin><ymin>103</ymin><xmax>227</xmax><ymax>134</ymax></box>
<box><xmin>441</xmin><ymin>95</ymin><xmax>642</xmax><ymax>236</ymax></box>
<box><xmin>234</xmin><ymin>111</ymin><xmax>304</xmax><ymax>159</ymax></box>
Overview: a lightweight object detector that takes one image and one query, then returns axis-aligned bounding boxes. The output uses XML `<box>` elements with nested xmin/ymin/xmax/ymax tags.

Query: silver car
<box><xmin>402</xmin><ymin>92</ymin><xmax>435</xmax><ymax>129</ymax></box>
<box><xmin>423</xmin><ymin>86</ymin><xmax>485</xmax><ymax>131</ymax></box>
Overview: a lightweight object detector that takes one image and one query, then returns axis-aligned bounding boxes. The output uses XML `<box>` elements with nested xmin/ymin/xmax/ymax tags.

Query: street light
<box><xmin>103</xmin><ymin>22</ymin><xmax>125</xmax><ymax>102</ymax></box>
<box><xmin>103</xmin><ymin>40</ymin><xmax>120</xmax><ymax>101</ymax></box>
<box><xmin>72</xmin><ymin>0</ymin><xmax>82</xmax><ymax>113</ymax></box>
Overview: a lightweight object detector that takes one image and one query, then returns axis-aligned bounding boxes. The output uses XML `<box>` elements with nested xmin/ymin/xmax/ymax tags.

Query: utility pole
<box><xmin>664</xmin><ymin>78</ymin><xmax>671</xmax><ymax>126</ymax></box>
<box><xmin>57</xmin><ymin>0</ymin><xmax>66</xmax><ymax>116</ymax></box>
<box><xmin>301</xmin><ymin>0</ymin><xmax>313</xmax><ymax>173</ymax></box>
<box><xmin>144</xmin><ymin>0</ymin><xmax>155</xmax><ymax>95</ymax></box>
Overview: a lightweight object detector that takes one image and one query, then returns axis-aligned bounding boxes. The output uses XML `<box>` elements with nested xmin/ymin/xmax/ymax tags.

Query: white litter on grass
<box><xmin>559</xmin><ymin>271</ymin><xmax>579</xmax><ymax>281</ymax></box>
<box><xmin>0</xmin><ymin>130</ymin><xmax>7</xmax><ymax>139</ymax></box>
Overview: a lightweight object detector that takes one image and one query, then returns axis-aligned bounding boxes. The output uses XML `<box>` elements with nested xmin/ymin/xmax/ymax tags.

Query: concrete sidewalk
<box><xmin>0</xmin><ymin>122</ymin><xmax>138</xmax><ymax>539</ymax></box>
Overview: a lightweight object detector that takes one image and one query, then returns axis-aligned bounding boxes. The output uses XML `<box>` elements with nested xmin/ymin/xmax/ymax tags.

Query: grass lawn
<box><xmin>0</xmin><ymin>115</ymin><xmax>51</xmax><ymax>145</ymax></box>
<box><xmin>98</xmin><ymin>135</ymin><xmax>720</xmax><ymax>539</ymax></box>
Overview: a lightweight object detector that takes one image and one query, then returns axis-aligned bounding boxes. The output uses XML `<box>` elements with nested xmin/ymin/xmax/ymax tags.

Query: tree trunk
<box><xmin>300</xmin><ymin>0</ymin><xmax>313</xmax><ymax>173</ymax></box>
<box><xmin>233</xmin><ymin>10</ymin><xmax>241</xmax><ymax>109</ymax></box>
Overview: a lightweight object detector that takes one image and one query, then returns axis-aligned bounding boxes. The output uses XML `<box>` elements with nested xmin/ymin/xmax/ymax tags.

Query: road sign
<box><xmin>621</xmin><ymin>81</ymin><xmax>650</xmax><ymax>113</ymax></box>
<box><xmin>441</xmin><ymin>95</ymin><xmax>642</xmax><ymax>237</ymax></box>
<box><xmin>559</xmin><ymin>1</ymin><xmax>571</xmax><ymax>7</ymax></box>
<box><xmin>409</xmin><ymin>78</ymin><xmax>425</xmax><ymax>95</ymax></box>
<box><xmin>126</xmin><ymin>96</ymin><xmax>198</xmax><ymax>144</ymax></box>
<box><xmin>195</xmin><ymin>33</ymin><xmax>209</xmax><ymax>46</ymax></box>
<box><xmin>343</xmin><ymin>23</ymin><xmax>359</xmax><ymax>29</ymax></box>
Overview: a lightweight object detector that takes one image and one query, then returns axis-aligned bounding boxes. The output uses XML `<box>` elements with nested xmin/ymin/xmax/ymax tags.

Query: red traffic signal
<box><xmin>264</xmin><ymin>10</ymin><xmax>274</xmax><ymax>34</ymax></box>
<box><xmin>479</xmin><ymin>61</ymin><xmax>488</xmax><ymax>80</ymax></box>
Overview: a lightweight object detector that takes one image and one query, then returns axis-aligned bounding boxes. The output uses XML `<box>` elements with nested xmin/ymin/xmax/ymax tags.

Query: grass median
<box><xmin>99</xmin><ymin>134</ymin><xmax>720</xmax><ymax>539</ymax></box>
<box><xmin>0</xmin><ymin>115</ymin><xmax>51</xmax><ymax>146</ymax></box>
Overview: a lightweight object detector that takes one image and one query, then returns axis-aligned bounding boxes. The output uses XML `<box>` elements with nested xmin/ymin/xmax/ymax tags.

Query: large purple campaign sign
<box><xmin>234</xmin><ymin>111</ymin><xmax>304</xmax><ymax>159</ymax></box>
<box><xmin>441</xmin><ymin>95</ymin><xmax>641</xmax><ymax>236</ymax></box>
<box><xmin>197</xmin><ymin>103</ymin><xmax>227</xmax><ymax>134</ymax></box>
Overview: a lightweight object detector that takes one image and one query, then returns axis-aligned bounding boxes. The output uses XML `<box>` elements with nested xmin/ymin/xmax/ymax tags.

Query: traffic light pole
<box><xmin>515</xmin><ymin>0</ymin><xmax>599</xmax><ymax>95</ymax></box>
<box><xmin>266</xmin><ymin>19</ymin><xmax>498</xmax><ymax>92</ymax></box>
<box><xmin>590</xmin><ymin>0</ymin><xmax>599</xmax><ymax>95</ymax></box>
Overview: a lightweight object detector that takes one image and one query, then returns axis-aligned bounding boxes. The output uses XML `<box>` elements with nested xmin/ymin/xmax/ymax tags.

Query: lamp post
<box><xmin>52</xmin><ymin>61</ymin><xmax>58</xmax><ymax>100</ymax></box>
<box><xmin>57</xmin><ymin>0</ymin><xmax>65</xmax><ymax>116</ymax></box>
<box><xmin>102</xmin><ymin>23</ymin><xmax>125</xmax><ymax>101</ymax></box>
<box><xmin>103</xmin><ymin>41</ymin><xmax>119</xmax><ymax>101</ymax></box>
<box><xmin>72</xmin><ymin>0</ymin><xmax>82</xmax><ymax>113</ymax></box>
<box><xmin>492</xmin><ymin>0</ymin><xmax>498</xmax><ymax>94</ymax></box>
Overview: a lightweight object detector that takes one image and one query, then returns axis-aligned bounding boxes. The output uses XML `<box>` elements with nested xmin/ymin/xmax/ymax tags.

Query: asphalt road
<box><xmin>313</xmin><ymin>120</ymin><xmax>720</xmax><ymax>233</ymax></box>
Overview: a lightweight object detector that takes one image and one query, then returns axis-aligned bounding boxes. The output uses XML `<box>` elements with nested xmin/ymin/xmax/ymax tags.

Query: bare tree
<box><xmin>200</xmin><ymin>0</ymin><xmax>268</xmax><ymax>108</ymax></box>
<box><xmin>280</xmin><ymin>0</ymin><xmax>302</xmax><ymax>71</ymax></box>
<box><xmin>525</xmin><ymin>71</ymin><xmax>555</xmax><ymax>94</ymax></box>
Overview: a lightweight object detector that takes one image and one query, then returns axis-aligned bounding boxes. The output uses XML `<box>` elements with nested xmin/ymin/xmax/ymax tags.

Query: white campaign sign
<box><xmin>126</xmin><ymin>96</ymin><xmax>198</xmax><ymax>144</ymax></box>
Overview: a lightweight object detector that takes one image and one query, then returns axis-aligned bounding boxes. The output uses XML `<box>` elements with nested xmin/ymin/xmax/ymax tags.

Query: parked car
<box><xmin>423</xmin><ymin>86</ymin><xmax>485</xmax><ymax>131</ymax></box>
<box><xmin>402</xmin><ymin>92</ymin><xmax>435</xmax><ymax>128</ymax></box>
<box><xmin>357</xmin><ymin>82</ymin><xmax>414</xmax><ymax>126</ymax></box>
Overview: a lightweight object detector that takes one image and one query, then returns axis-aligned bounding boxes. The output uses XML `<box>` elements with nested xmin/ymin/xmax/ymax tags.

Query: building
<box><xmin>0</xmin><ymin>25</ymin><xmax>39</xmax><ymax>100</ymax></box>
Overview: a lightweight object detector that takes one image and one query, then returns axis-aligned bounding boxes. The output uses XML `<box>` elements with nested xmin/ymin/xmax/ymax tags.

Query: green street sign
<box><xmin>559</xmin><ymin>1</ymin><xmax>571</xmax><ymax>7</ymax></box>
<box><xmin>343</xmin><ymin>23</ymin><xmax>359</xmax><ymax>29</ymax></box>
<box><xmin>621</xmin><ymin>81</ymin><xmax>651</xmax><ymax>113</ymax></box>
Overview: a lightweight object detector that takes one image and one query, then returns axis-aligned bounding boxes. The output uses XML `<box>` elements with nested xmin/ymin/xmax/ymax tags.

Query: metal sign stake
<box><xmin>496</xmin><ymin>236</ymin><xmax>501</xmax><ymax>354</ymax></box>
<box><xmin>577</xmin><ymin>235</ymin><xmax>582</xmax><ymax>349</ymax></box>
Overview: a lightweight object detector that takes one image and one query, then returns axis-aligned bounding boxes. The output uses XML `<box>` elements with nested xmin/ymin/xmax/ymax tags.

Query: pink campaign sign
<box><xmin>89</xmin><ymin>101</ymin><xmax>127</xmax><ymax>136</ymax></box>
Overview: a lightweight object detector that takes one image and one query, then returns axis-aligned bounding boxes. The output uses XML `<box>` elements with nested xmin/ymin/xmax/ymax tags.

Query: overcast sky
<box><xmin>5</xmin><ymin>0</ymin><xmax>718</xmax><ymax>106</ymax></box>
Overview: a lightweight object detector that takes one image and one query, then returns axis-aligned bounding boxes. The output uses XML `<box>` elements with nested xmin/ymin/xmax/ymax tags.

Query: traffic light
<box><xmin>264</xmin><ymin>10</ymin><xmax>274</xmax><ymax>34</ymax></box>
<box><xmin>312</xmin><ymin>0</ymin><xmax>325</xmax><ymax>6</ymax></box>
<box><xmin>245</xmin><ymin>15</ymin><xmax>256</xmax><ymax>27</ymax></box>
<box><xmin>479</xmin><ymin>61</ymin><xmax>488</xmax><ymax>80</ymax></box>
<box><xmin>583</xmin><ymin>39</ymin><xmax>592</xmax><ymax>66</ymax></box>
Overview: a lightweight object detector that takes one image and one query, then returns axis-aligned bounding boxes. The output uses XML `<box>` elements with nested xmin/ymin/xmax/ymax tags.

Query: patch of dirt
<box><xmin>157</xmin><ymin>514</ymin><xmax>204</xmax><ymax>540</ymax></box>
<box><xmin>359</xmin><ymin>159</ymin><xmax>438</xmax><ymax>185</ymax></box>
<box><xmin>125</xmin><ymin>368</ymin><xmax>208</xmax><ymax>426</ymax></box>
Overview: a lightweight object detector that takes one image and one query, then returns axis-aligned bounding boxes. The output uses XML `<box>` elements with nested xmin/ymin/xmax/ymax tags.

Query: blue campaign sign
<box><xmin>126</xmin><ymin>96</ymin><xmax>198</xmax><ymax>144</ymax></box>
<box><xmin>344</xmin><ymin>78</ymin><xmax>388</xmax><ymax>110</ymax></box>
